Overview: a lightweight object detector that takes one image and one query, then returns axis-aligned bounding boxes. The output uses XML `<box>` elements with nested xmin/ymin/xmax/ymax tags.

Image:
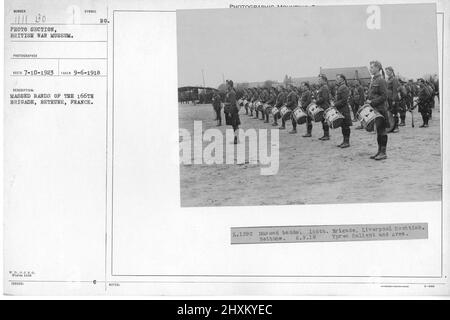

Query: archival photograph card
<box><xmin>2</xmin><ymin>0</ymin><xmax>449</xmax><ymax>296</ymax></box>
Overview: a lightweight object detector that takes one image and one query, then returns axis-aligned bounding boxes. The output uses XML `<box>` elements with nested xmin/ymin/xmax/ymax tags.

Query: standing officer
<box><xmin>386</xmin><ymin>66</ymin><xmax>400</xmax><ymax>133</ymax></box>
<box><xmin>334</xmin><ymin>74</ymin><xmax>351</xmax><ymax>148</ymax></box>
<box><xmin>417</xmin><ymin>78</ymin><xmax>431</xmax><ymax>128</ymax></box>
<box><xmin>316</xmin><ymin>74</ymin><xmax>331</xmax><ymax>141</ymax></box>
<box><xmin>300</xmin><ymin>82</ymin><xmax>313</xmax><ymax>137</ymax></box>
<box><xmin>212</xmin><ymin>90</ymin><xmax>222</xmax><ymax>126</ymax></box>
<box><xmin>224</xmin><ymin>80</ymin><xmax>240</xmax><ymax>144</ymax></box>
<box><xmin>367</xmin><ymin>61</ymin><xmax>389</xmax><ymax>160</ymax></box>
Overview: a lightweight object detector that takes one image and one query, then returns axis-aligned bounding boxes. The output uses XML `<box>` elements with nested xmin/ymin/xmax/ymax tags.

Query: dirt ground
<box><xmin>179</xmin><ymin>102</ymin><xmax>441</xmax><ymax>207</ymax></box>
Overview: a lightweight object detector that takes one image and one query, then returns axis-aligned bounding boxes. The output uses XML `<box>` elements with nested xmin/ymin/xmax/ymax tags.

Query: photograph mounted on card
<box><xmin>177</xmin><ymin>4</ymin><xmax>441</xmax><ymax>207</ymax></box>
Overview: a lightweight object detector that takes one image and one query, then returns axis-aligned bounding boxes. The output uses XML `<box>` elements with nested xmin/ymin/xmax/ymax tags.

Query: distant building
<box><xmin>291</xmin><ymin>76</ymin><xmax>320</xmax><ymax>86</ymax></box>
<box><xmin>319</xmin><ymin>66</ymin><xmax>371</xmax><ymax>86</ymax></box>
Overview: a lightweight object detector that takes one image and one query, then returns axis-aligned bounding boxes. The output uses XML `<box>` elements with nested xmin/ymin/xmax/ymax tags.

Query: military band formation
<box><xmin>210</xmin><ymin>61</ymin><xmax>438</xmax><ymax>160</ymax></box>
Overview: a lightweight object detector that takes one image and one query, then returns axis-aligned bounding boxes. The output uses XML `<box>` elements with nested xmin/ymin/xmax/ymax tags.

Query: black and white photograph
<box><xmin>2</xmin><ymin>0</ymin><xmax>449</xmax><ymax>297</ymax></box>
<box><xmin>177</xmin><ymin>4</ymin><xmax>441</xmax><ymax>207</ymax></box>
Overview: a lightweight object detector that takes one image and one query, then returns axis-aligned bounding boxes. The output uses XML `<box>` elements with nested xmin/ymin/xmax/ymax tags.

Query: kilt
<box><xmin>418</xmin><ymin>102</ymin><xmax>430</xmax><ymax>115</ymax></box>
<box><xmin>398</xmin><ymin>100</ymin><xmax>407</xmax><ymax>113</ymax></box>
<box><xmin>373</xmin><ymin>104</ymin><xmax>390</xmax><ymax>128</ymax></box>
<box><xmin>225</xmin><ymin>111</ymin><xmax>241</xmax><ymax>129</ymax></box>
<box><xmin>388</xmin><ymin>99</ymin><xmax>400</xmax><ymax>114</ymax></box>
<box><xmin>337</xmin><ymin>104</ymin><xmax>353</xmax><ymax>127</ymax></box>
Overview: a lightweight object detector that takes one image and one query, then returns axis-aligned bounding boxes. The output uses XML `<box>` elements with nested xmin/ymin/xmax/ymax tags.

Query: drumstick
<box><xmin>411</xmin><ymin>108</ymin><xmax>414</xmax><ymax>128</ymax></box>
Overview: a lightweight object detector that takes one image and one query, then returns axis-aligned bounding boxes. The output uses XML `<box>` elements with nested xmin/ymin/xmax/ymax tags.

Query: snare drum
<box><xmin>271</xmin><ymin>106</ymin><xmax>280</xmax><ymax>118</ymax></box>
<box><xmin>249</xmin><ymin>102</ymin><xmax>255</xmax><ymax>111</ymax></box>
<box><xmin>306</xmin><ymin>103</ymin><xmax>325</xmax><ymax>122</ymax></box>
<box><xmin>280</xmin><ymin>105</ymin><xmax>292</xmax><ymax>122</ymax></box>
<box><xmin>356</xmin><ymin>104</ymin><xmax>384</xmax><ymax>132</ymax></box>
<box><xmin>263</xmin><ymin>103</ymin><xmax>272</xmax><ymax>113</ymax></box>
<box><xmin>238</xmin><ymin>99</ymin><xmax>243</xmax><ymax>106</ymax></box>
<box><xmin>324</xmin><ymin>107</ymin><xmax>344</xmax><ymax>129</ymax></box>
<box><xmin>293</xmin><ymin>107</ymin><xmax>307</xmax><ymax>125</ymax></box>
<box><xmin>256</xmin><ymin>102</ymin><xmax>264</xmax><ymax>112</ymax></box>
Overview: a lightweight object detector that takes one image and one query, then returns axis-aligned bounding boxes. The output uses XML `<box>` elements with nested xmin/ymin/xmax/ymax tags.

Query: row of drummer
<box><xmin>216</xmin><ymin>63</ymin><xmax>436</xmax><ymax>160</ymax></box>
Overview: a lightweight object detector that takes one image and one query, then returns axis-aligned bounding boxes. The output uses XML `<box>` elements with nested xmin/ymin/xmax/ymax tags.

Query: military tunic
<box><xmin>368</xmin><ymin>74</ymin><xmax>389</xmax><ymax>129</ymax></box>
<box><xmin>334</xmin><ymin>83</ymin><xmax>352</xmax><ymax>126</ymax></box>
<box><xmin>225</xmin><ymin>88</ymin><xmax>240</xmax><ymax>129</ymax></box>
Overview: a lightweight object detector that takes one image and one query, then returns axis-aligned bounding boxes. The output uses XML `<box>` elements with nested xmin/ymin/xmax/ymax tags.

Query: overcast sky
<box><xmin>177</xmin><ymin>4</ymin><xmax>438</xmax><ymax>88</ymax></box>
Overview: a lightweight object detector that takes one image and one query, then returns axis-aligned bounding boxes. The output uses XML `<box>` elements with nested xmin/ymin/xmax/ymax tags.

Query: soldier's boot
<box><xmin>218</xmin><ymin>119</ymin><xmax>222</xmax><ymax>126</ymax></box>
<box><xmin>289</xmin><ymin>127</ymin><xmax>297</xmax><ymax>134</ymax></box>
<box><xmin>393</xmin><ymin>117</ymin><xmax>400</xmax><ymax>132</ymax></box>
<box><xmin>374</xmin><ymin>135</ymin><xmax>388</xmax><ymax>160</ymax></box>
<box><xmin>374</xmin><ymin>146</ymin><xmax>387</xmax><ymax>160</ymax></box>
<box><xmin>339</xmin><ymin>136</ymin><xmax>350</xmax><ymax>148</ymax></box>
<box><xmin>392</xmin><ymin>125</ymin><xmax>399</xmax><ymax>133</ymax></box>
<box><xmin>302</xmin><ymin>125</ymin><xmax>312</xmax><ymax>137</ymax></box>
<box><xmin>289</xmin><ymin>121</ymin><xmax>297</xmax><ymax>134</ymax></box>
<box><xmin>370</xmin><ymin>146</ymin><xmax>381</xmax><ymax>159</ymax></box>
<box><xmin>399</xmin><ymin>115</ymin><xmax>406</xmax><ymax>126</ymax></box>
<box><xmin>420</xmin><ymin>114</ymin><xmax>427</xmax><ymax>128</ymax></box>
<box><xmin>272</xmin><ymin>121</ymin><xmax>278</xmax><ymax>126</ymax></box>
<box><xmin>370</xmin><ymin>136</ymin><xmax>382</xmax><ymax>159</ymax></box>
<box><xmin>279</xmin><ymin>119</ymin><xmax>286</xmax><ymax>130</ymax></box>
<box><xmin>319</xmin><ymin>130</ymin><xmax>330</xmax><ymax>141</ymax></box>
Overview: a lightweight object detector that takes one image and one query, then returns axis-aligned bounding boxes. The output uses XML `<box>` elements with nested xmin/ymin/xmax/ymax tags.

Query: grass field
<box><xmin>179</xmin><ymin>102</ymin><xmax>441</xmax><ymax>207</ymax></box>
